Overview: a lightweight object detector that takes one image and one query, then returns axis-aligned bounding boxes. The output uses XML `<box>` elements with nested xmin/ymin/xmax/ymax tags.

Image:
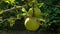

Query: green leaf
<box><xmin>38</xmin><ymin>3</ymin><xmax>44</xmax><ymax>8</ymax></box>
<box><xmin>3</xmin><ymin>0</ymin><xmax>15</xmax><ymax>4</ymax></box>
<box><xmin>21</xmin><ymin>7</ymin><xmax>27</xmax><ymax>13</ymax></box>
<box><xmin>28</xmin><ymin>8</ymin><xmax>33</xmax><ymax>17</ymax></box>
<box><xmin>0</xmin><ymin>10</ymin><xmax>3</xmax><ymax>14</ymax></box>
<box><xmin>8</xmin><ymin>17</ymin><xmax>15</xmax><ymax>27</ymax></box>
<box><xmin>39</xmin><ymin>18</ymin><xmax>46</xmax><ymax>22</ymax></box>
<box><xmin>17</xmin><ymin>14</ymin><xmax>21</xmax><ymax>19</ymax></box>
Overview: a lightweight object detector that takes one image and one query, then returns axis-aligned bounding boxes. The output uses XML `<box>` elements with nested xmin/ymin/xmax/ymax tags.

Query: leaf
<box><xmin>0</xmin><ymin>10</ymin><xmax>3</xmax><ymax>14</ymax></box>
<box><xmin>8</xmin><ymin>17</ymin><xmax>15</xmax><ymax>27</ymax></box>
<box><xmin>17</xmin><ymin>14</ymin><xmax>21</xmax><ymax>19</ymax></box>
<box><xmin>3</xmin><ymin>0</ymin><xmax>15</xmax><ymax>4</ymax></box>
<box><xmin>28</xmin><ymin>8</ymin><xmax>33</xmax><ymax>17</ymax></box>
<box><xmin>43</xmin><ymin>13</ymin><xmax>49</xmax><ymax>16</ymax></box>
<box><xmin>21</xmin><ymin>7</ymin><xmax>27</xmax><ymax>13</ymax></box>
<box><xmin>55</xmin><ymin>10</ymin><xmax>60</xmax><ymax>13</ymax></box>
<box><xmin>21</xmin><ymin>0</ymin><xmax>24</xmax><ymax>1</ymax></box>
<box><xmin>39</xmin><ymin>18</ymin><xmax>46</xmax><ymax>22</ymax></box>
<box><xmin>38</xmin><ymin>3</ymin><xmax>44</xmax><ymax>8</ymax></box>
<box><xmin>22</xmin><ymin>13</ymin><xmax>27</xmax><ymax>16</ymax></box>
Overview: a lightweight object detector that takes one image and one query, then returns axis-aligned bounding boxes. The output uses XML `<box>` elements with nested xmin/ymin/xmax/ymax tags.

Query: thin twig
<box><xmin>44</xmin><ymin>2</ymin><xmax>60</xmax><ymax>8</ymax></box>
<box><xmin>32</xmin><ymin>2</ymin><xmax>35</xmax><ymax>17</ymax></box>
<box><xmin>2</xmin><ymin>5</ymin><xmax>27</xmax><ymax>13</ymax></box>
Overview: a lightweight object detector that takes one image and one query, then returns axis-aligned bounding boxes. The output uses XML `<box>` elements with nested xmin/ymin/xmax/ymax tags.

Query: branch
<box><xmin>44</xmin><ymin>2</ymin><xmax>60</xmax><ymax>8</ymax></box>
<box><xmin>2</xmin><ymin>5</ymin><xmax>27</xmax><ymax>13</ymax></box>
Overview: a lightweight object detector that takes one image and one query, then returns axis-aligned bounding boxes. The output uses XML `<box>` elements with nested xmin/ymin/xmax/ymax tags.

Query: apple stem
<box><xmin>32</xmin><ymin>2</ymin><xmax>35</xmax><ymax>17</ymax></box>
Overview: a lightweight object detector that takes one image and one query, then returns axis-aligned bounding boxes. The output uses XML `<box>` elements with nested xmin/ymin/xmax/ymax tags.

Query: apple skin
<box><xmin>24</xmin><ymin>17</ymin><xmax>40</xmax><ymax>31</ymax></box>
<box><xmin>28</xmin><ymin>7</ymin><xmax>41</xmax><ymax>18</ymax></box>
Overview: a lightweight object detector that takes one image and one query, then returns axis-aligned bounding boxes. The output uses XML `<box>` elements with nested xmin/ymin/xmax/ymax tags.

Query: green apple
<box><xmin>24</xmin><ymin>17</ymin><xmax>40</xmax><ymax>31</ymax></box>
<box><xmin>34</xmin><ymin>7</ymin><xmax>41</xmax><ymax>17</ymax></box>
<box><xmin>28</xmin><ymin>6</ymin><xmax>41</xmax><ymax>18</ymax></box>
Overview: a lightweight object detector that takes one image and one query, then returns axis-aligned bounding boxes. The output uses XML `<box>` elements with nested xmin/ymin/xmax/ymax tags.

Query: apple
<box><xmin>24</xmin><ymin>17</ymin><xmax>40</xmax><ymax>31</ymax></box>
<box><xmin>28</xmin><ymin>7</ymin><xmax>41</xmax><ymax>18</ymax></box>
